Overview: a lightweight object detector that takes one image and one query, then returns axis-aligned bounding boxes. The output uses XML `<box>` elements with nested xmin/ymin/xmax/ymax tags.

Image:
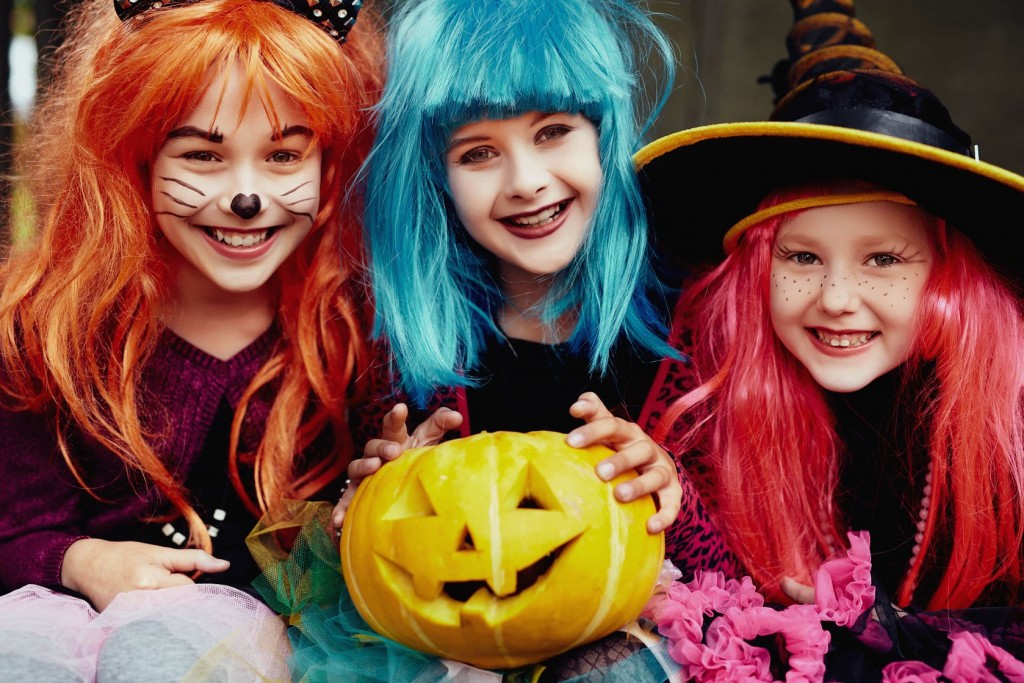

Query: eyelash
<box><xmin>775</xmin><ymin>248</ymin><xmax>905</xmax><ymax>268</ymax></box>
<box><xmin>457</xmin><ymin>148</ymin><xmax>496</xmax><ymax>165</ymax></box>
<box><xmin>182</xmin><ymin>150</ymin><xmax>218</xmax><ymax>162</ymax></box>
<box><xmin>536</xmin><ymin>124</ymin><xmax>572</xmax><ymax>143</ymax></box>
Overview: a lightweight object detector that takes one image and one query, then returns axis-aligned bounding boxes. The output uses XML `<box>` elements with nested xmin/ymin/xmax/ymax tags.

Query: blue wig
<box><xmin>365</xmin><ymin>0</ymin><xmax>677</xmax><ymax>407</ymax></box>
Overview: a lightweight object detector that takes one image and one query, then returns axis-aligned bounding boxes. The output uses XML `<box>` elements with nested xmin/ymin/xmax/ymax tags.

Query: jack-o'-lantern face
<box><xmin>340</xmin><ymin>431</ymin><xmax>664</xmax><ymax>669</ymax></box>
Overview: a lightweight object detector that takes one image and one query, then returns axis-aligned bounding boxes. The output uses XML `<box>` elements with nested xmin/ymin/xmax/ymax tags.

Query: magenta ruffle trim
<box><xmin>646</xmin><ymin>530</ymin><xmax>1024</xmax><ymax>682</ymax></box>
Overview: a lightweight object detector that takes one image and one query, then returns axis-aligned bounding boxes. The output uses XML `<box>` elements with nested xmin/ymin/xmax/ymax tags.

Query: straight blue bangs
<box><xmin>383</xmin><ymin>0</ymin><xmax>636</xmax><ymax>153</ymax></box>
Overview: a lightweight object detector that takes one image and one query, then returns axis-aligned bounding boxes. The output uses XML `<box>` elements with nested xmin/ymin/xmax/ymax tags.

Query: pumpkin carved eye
<box><xmin>341</xmin><ymin>430</ymin><xmax>664</xmax><ymax>669</ymax></box>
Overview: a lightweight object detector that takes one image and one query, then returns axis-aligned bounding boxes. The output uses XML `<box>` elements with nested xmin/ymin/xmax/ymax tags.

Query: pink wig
<box><xmin>658</xmin><ymin>182</ymin><xmax>1024</xmax><ymax>609</ymax></box>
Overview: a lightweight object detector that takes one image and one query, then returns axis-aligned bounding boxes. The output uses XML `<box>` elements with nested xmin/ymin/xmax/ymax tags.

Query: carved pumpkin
<box><xmin>340</xmin><ymin>430</ymin><xmax>664</xmax><ymax>669</ymax></box>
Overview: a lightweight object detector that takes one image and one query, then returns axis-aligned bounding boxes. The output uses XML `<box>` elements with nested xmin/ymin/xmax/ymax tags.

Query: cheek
<box><xmin>565</xmin><ymin>145</ymin><xmax>602</xmax><ymax>208</ymax></box>
<box><xmin>151</xmin><ymin>158</ymin><xmax>216</xmax><ymax>218</ymax></box>
<box><xmin>875</xmin><ymin>272</ymin><xmax>929</xmax><ymax>327</ymax></box>
<box><xmin>447</xmin><ymin>171</ymin><xmax>483</xmax><ymax>222</ymax></box>
<box><xmin>769</xmin><ymin>268</ymin><xmax>821</xmax><ymax>316</ymax></box>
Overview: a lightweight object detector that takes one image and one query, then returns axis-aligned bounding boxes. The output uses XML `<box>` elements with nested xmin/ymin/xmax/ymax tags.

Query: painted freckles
<box><xmin>768</xmin><ymin>201</ymin><xmax>933</xmax><ymax>393</ymax></box>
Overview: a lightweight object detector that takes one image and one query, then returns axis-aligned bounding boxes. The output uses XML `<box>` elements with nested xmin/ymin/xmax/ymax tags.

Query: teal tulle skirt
<box><xmin>248</xmin><ymin>501</ymin><xmax>677</xmax><ymax>683</ymax></box>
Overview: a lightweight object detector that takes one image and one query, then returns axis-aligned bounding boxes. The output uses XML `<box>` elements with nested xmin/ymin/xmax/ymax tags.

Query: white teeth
<box><xmin>509</xmin><ymin>202</ymin><xmax>564</xmax><ymax>227</ymax></box>
<box><xmin>817</xmin><ymin>331</ymin><xmax>872</xmax><ymax>347</ymax></box>
<box><xmin>213</xmin><ymin>229</ymin><xmax>269</xmax><ymax>247</ymax></box>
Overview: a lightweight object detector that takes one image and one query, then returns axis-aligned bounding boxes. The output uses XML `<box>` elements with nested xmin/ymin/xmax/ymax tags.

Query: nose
<box><xmin>504</xmin><ymin>148</ymin><xmax>550</xmax><ymax>200</ymax></box>
<box><xmin>216</xmin><ymin>163</ymin><xmax>267</xmax><ymax>220</ymax></box>
<box><xmin>230</xmin><ymin>193</ymin><xmax>262</xmax><ymax>219</ymax></box>
<box><xmin>818</xmin><ymin>273</ymin><xmax>861</xmax><ymax>315</ymax></box>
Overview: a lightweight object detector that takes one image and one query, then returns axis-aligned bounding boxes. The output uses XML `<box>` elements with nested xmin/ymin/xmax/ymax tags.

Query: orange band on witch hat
<box><xmin>722</xmin><ymin>190</ymin><xmax>917</xmax><ymax>253</ymax></box>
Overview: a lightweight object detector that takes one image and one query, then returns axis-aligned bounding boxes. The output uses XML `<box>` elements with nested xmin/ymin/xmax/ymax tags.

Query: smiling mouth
<box><xmin>501</xmin><ymin>200</ymin><xmax>570</xmax><ymax>228</ymax></box>
<box><xmin>203</xmin><ymin>227</ymin><xmax>277</xmax><ymax>248</ymax></box>
<box><xmin>812</xmin><ymin>329</ymin><xmax>879</xmax><ymax>348</ymax></box>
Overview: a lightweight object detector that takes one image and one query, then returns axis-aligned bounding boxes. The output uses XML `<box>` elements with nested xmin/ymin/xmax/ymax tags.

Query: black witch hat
<box><xmin>638</xmin><ymin>0</ymin><xmax>1024</xmax><ymax>279</ymax></box>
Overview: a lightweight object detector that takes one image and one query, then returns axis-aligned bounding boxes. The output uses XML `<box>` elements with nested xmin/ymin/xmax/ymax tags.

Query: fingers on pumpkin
<box><xmin>569</xmin><ymin>391</ymin><xmax>614</xmax><ymax>421</ymax></box>
<box><xmin>381</xmin><ymin>403</ymin><xmax>411</xmax><ymax>443</ymax></box>
<box><xmin>349</xmin><ymin>453</ymin><xmax>384</xmax><ymax>478</ymax></box>
<box><xmin>408</xmin><ymin>407</ymin><xmax>463</xmax><ymax>448</ymax></box>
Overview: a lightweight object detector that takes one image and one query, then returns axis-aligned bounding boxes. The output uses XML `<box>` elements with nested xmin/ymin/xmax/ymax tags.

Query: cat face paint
<box><xmin>769</xmin><ymin>201</ymin><xmax>933</xmax><ymax>393</ymax></box>
<box><xmin>151</xmin><ymin>61</ymin><xmax>321</xmax><ymax>300</ymax></box>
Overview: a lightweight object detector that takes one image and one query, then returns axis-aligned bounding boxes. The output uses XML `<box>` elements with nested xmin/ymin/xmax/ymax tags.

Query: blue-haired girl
<box><xmin>338</xmin><ymin>0</ymin><xmax>741</xmax><ymax>561</ymax></box>
<box><xmin>257</xmin><ymin>0</ymin><xmax>741</xmax><ymax>679</ymax></box>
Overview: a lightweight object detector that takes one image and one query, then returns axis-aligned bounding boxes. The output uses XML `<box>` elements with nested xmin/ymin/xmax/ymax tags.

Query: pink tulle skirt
<box><xmin>0</xmin><ymin>583</ymin><xmax>290</xmax><ymax>682</ymax></box>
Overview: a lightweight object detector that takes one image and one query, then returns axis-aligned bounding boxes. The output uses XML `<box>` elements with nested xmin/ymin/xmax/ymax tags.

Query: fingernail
<box><xmin>596</xmin><ymin>462</ymin><xmax>614</xmax><ymax>480</ymax></box>
<box><xmin>648</xmin><ymin>520</ymin><xmax>663</xmax><ymax>533</ymax></box>
<box><xmin>616</xmin><ymin>483</ymin><xmax>632</xmax><ymax>499</ymax></box>
<box><xmin>567</xmin><ymin>432</ymin><xmax>583</xmax><ymax>447</ymax></box>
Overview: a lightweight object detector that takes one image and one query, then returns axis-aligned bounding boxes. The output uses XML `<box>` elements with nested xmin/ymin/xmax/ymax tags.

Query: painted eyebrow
<box><xmin>272</xmin><ymin>124</ymin><xmax>314</xmax><ymax>142</ymax></box>
<box><xmin>164</xmin><ymin>124</ymin><xmax>314</xmax><ymax>144</ymax></box>
<box><xmin>166</xmin><ymin>126</ymin><xmax>224</xmax><ymax>143</ymax></box>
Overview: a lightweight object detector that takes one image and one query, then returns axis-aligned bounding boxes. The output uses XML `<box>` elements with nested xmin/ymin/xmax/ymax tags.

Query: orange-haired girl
<box><xmin>0</xmin><ymin>0</ymin><xmax>381</xmax><ymax>677</ymax></box>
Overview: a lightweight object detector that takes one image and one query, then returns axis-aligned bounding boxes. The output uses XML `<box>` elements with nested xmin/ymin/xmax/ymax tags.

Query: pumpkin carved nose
<box><xmin>230</xmin><ymin>193</ymin><xmax>261</xmax><ymax>219</ymax></box>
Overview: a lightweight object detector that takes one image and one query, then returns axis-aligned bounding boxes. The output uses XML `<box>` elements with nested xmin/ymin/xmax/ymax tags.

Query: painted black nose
<box><xmin>230</xmin><ymin>193</ymin><xmax>261</xmax><ymax>219</ymax></box>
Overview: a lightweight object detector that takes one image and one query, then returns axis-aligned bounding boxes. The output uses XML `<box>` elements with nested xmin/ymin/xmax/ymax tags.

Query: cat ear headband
<box><xmin>113</xmin><ymin>0</ymin><xmax>363</xmax><ymax>42</ymax></box>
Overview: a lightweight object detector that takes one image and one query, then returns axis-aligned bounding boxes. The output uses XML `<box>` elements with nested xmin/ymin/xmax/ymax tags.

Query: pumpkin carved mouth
<box><xmin>443</xmin><ymin>534</ymin><xmax>579</xmax><ymax>602</ymax></box>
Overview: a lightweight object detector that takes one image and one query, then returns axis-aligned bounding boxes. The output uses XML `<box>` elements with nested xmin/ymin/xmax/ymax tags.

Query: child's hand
<box><xmin>567</xmin><ymin>392</ymin><xmax>682</xmax><ymax>534</ymax></box>
<box><xmin>331</xmin><ymin>403</ymin><xmax>463</xmax><ymax>529</ymax></box>
<box><xmin>61</xmin><ymin>538</ymin><xmax>229</xmax><ymax>611</ymax></box>
<box><xmin>781</xmin><ymin>576</ymin><xmax>816</xmax><ymax>605</ymax></box>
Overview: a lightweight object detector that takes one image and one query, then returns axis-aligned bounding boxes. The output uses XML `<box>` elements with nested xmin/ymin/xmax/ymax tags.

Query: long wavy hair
<box><xmin>657</xmin><ymin>182</ymin><xmax>1024</xmax><ymax>610</ymax></box>
<box><xmin>364</xmin><ymin>0</ymin><xmax>676</xmax><ymax>406</ymax></box>
<box><xmin>0</xmin><ymin>0</ymin><xmax>384</xmax><ymax>552</ymax></box>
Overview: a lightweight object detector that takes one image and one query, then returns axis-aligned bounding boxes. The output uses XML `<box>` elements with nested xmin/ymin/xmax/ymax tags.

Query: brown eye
<box><xmin>183</xmin><ymin>151</ymin><xmax>218</xmax><ymax>162</ymax></box>
<box><xmin>458</xmin><ymin>147</ymin><xmax>496</xmax><ymax>165</ymax></box>
<box><xmin>790</xmin><ymin>252</ymin><xmax>820</xmax><ymax>265</ymax></box>
<box><xmin>269</xmin><ymin>151</ymin><xmax>301</xmax><ymax>164</ymax></box>
<box><xmin>869</xmin><ymin>254</ymin><xmax>900</xmax><ymax>267</ymax></box>
<box><xmin>536</xmin><ymin>125</ymin><xmax>571</xmax><ymax>143</ymax></box>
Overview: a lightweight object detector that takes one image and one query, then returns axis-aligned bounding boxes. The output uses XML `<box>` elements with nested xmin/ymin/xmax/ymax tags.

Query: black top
<box><xmin>137</xmin><ymin>399</ymin><xmax>260</xmax><ymax>591</ymax></box>
<box><xmin>464</xmin><ymin>335</ymin><xmax>661</xmax><ymax>435</ymax></box>
<box><xmin>828</xmin><ymin>369</ymin><xmax>929</xmax><ymax>598</ymax></box>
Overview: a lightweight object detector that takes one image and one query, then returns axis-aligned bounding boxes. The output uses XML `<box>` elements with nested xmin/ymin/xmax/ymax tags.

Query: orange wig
<box><xmin>0</xmin><ymin>0</ymin><xmax>384</xmax><ymax>552</ymax></box>
<box><xmin>658</xmin><ymin>182</ymin><xmax>1024</xmax><ymax>610</ymax></box>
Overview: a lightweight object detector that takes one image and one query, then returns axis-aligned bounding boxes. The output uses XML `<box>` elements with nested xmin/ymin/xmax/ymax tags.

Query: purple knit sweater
<box><xmin>0</xmin><ymin>327</ymin><xmax>279</xmax><ymax>590</ymax></box>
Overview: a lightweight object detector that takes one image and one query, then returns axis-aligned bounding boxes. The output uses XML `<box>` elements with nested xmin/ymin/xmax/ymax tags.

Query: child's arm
<box><xmin>0</xmin><ymin>406</ymin><xmax>90</xmax><ymax>591</ymax></box>
<box><xmin>566</xmin><ymin>392</ymin><xmax>683</xmax><ymax>534</ymax></box>
<box><xmin>61</xmin><ymin>538</ymin><xmax>228</xmax><ymax>611</ymax></box>
<box><xmin>331</xmin><ymin>404</ymin><xmax>463</xmax><ymax>529</ymax></box>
